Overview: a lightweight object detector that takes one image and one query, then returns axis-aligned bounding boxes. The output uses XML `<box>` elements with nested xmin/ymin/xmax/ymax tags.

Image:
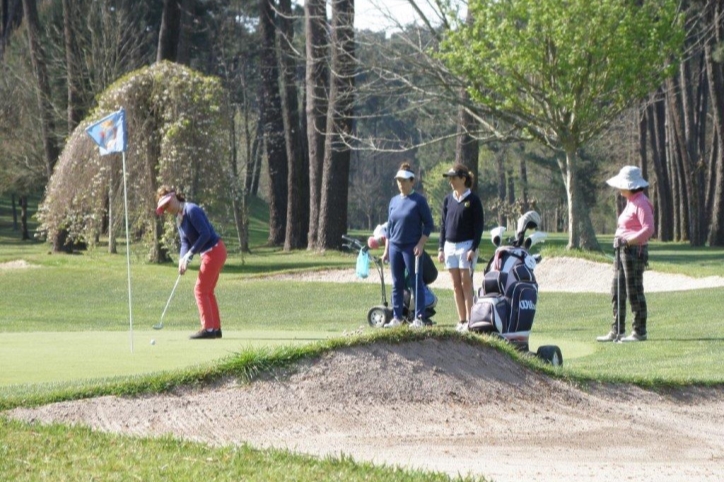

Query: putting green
<box><xmin>0</xmin><ymin>330</ymin><xmax>334</xmax><ymax>387</ymax></box>
<box><xmin>528</xmin><ymin>337</ymin><xmax>594</xmax><ymax>360</ymax></box>
<box><xmin>1</xmin><ymin>329</ymin><xmax>594</xmax><ymax>388</ymax></box>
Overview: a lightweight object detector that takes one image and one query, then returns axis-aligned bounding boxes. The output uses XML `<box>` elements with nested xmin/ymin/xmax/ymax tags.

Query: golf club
<box><xmin>414</xmin><ymin>254</ymin><xmax>421</xmax><ymax>322</ymax></box>
<box><xmin>153</xmin><ymin>273</ymin><xmax>182</xmax><ymax>330</ymax></box>
<box><xmin>615</xmin><ymin>245</ymin><xmax>623</xmax><ymax>343</ymax></box>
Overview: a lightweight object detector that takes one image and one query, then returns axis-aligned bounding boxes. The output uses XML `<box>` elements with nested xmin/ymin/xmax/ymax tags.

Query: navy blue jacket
<box><xmin>178</xmin><ymin>202</ymin><xmax>220</xmax><ymax>259</ymax></box>
<box><xmin>438</xmin><ymin>191</ymin><xmax>484</xmax><ymax>252</ymax></box>
<box><xmin>387</xmin><ymin>191</ymin><xmax>434</xmax><ymax>245</ymax></box>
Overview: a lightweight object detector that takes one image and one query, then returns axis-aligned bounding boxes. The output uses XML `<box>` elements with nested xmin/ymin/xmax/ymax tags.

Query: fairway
<box><xmin>0</xmin><ymin>330</ymin><xmax>334</xmax><ymax>387</ymax></box>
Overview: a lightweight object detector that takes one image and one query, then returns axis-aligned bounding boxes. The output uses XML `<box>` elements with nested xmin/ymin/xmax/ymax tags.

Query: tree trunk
<box><xmin>454</xmin><ymin>9</ymin><xmax>479</xmax><ymax>192</ymax></box>
<box><xmin>157</xmin><ymin>0</ymin><xmax>181</xmax><ymax>62</ymax></box>
<box><xmin>11</xmin><ymin>193</ymin><xmax>18</xmax><ymax>230</ymax></box>
<box><xmin>506</xmin><ymin>167</ymin><xmax>514</xmax><ymax>205</ymax></box>
<box><xmin>637</xmin><ymin>106</ymin><xmax>655</xmax><ymax>236</ymax></box>
<box><xmin>22</xmin><ymin>0</ymin><xmax>59</xmax><ymax>180</ymax></box>
<box><xmin>19</xmin><ymin>195</ymin><xmax>28</xmax><ymax>240</ymax></box>
<box><xmin>647</xmin><ymin>96</ymin><xmax>673</xmax><ymax>241</ymax></box>
<box><xmin>455</xmin><ymin>94</ymin><xmax>479</xmax><ymax>192</ymax></box>
<box><xmin>258</xmin><ymin>0</ymin><xmax>288</xmax><ymax>245</ymax></box>
<box><xmin>229</xmin><ymin>106</ymin><xmax>245</xmax><ymax>253</ymax></box>
<box><xmin>667</xmin><ymin>76</ymin><xmax>701</xmax><ymax>244</ymax></box>
<box><xmin>519</xmin><ymin>154</ymin><xmax>529</xmax><ymax>213</ymax></box>
<box><xmin>1</xmin><ymin>0</ymin><xmax>22</xmax><ymax>59</ymax></box>
<box><xmin>679</xmin><ymin>54</ymin><xmax>707</xmax><ymax>245</ymax></box>
<box><xmin>560</xmin><ymin>149</ymin><xmax>599</xmax><ymax>250</ymax></box>
<box><xmin>175</xmin><ymin>0</ymin><xmax>192</xmax><ymax>65</ymax></box>
<box><xmin>305</xmin><ymin>0</ymin><xmax>328</xmax><ymax>249</ymax></box>
<box><xmin>317</xmin><ymin>0</ymin><xmax>354</xmax><ymax>251</ymax></box>
<box><xmin>705</xmin><ymin>0</ymin><xmax>724</xmax><ymax>245</ymax></box>
<box><xmin>62</xmin><ymin>0</ymin><xmax>81</xmax><ymax>133</ymax></box>
<box><xmin>279</xmin><ymin>0</ymin><xmax>309</xmax><ymax>251</ymax></box>
<box><xmin>249</xmin><ymin>120</ymin><xmax>262</xmax><ymax>197</ymax></box>
<box><xmin>494</xmin><ymin>145</ymin><xmax>505</xmax><ymax>226</ymax></box>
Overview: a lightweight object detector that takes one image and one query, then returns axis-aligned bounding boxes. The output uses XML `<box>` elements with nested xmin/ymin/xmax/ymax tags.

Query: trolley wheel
<box><xmin>367</xmin><ymin>306</ymin><xmax>391</xmax><ymax>327</ymax></box>
<box><xmin>536</xmin><ymin>345</ymin><xmax>563</xmax><ymax>367</ymax></box>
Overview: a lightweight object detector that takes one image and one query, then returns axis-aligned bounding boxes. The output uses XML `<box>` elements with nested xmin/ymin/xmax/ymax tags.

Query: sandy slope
<box><xmin>8</xmin><ymin>340</ymin><xmax>724</xmax><ymax>482</ymax></box>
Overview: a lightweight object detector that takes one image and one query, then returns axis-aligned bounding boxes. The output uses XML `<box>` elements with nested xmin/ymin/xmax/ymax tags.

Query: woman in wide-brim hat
<box><xmin>596</xmin><ymin>166</ymin><xmax>654</xmax><ymax>343</ymax></box>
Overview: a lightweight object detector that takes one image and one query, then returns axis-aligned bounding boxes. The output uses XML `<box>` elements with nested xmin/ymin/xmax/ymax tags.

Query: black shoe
<box><xmin>189</xmin><ymin>329</ymin><xmax>217</xmax><ymax>340</ymax></box>
<box><xmin>215</xmin><ymin>329</ymin><xmax>222</xmax><ymax>339</ymax></box>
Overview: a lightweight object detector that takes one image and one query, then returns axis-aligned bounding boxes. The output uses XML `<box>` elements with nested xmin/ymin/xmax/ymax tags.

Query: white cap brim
<box><xmin>394</xmin><ymin>170</ymin><xmax>414</xmax><ymax>180</ymax></box>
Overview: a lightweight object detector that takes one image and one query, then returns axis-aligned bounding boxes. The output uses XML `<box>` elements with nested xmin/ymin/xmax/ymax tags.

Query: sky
<box><xmin>353</xmin><ymin>0</ymin><xmax>460</xmax><ymax>33</ymax></box>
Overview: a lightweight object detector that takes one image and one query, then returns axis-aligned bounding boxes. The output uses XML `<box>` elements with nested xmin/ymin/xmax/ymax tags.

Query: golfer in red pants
<box><xmin>156</xmin><ymin>185</ymin><xmax>227</xmax><ymax>339</ymax></box>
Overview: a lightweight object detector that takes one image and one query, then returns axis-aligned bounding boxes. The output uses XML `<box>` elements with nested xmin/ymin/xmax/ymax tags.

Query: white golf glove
<box><xmin>179</xmin><ymin>251</ymin><xmax>193</xmax><ymax>274</ymax></box>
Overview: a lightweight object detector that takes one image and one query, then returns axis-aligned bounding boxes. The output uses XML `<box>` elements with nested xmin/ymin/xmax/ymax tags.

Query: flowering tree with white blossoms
<box><xmin>38</xmin><ymin>61</ymin><xmax>231</xmax><ymax>262</ymax></box>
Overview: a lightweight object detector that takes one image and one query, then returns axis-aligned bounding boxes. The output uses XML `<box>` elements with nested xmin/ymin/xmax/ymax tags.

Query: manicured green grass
<box><xmin>0</xmin><ymin>416</ymin><xmax>482</xmax><ymax>482</ymax></box>
<box><xmin>2</xmin><ymin>195</ymin><xmax>724</xmax><ymax>481</ymax></box>
<box><xmin>530</xmin><ymin>287</ymin><xmax>724</xmax><ymax>386</ymax></box>
<box><xmin>2</xmin><ymin>227</ymin><xmax>724</xmax><ymax>389</ymax></box>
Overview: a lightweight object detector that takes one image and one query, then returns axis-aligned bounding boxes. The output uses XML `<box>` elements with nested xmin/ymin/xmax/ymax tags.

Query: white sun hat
<box><xmin>606</xmin><ymin>166</ymin><xmax>649</xmax><ymax>190</ymax></box>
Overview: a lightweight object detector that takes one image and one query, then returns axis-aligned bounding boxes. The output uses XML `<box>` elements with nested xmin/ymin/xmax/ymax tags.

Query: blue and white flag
<box><xmin>86</xmin><ymin>108</ymin><xmax>127</xmax><ymax>155</ymax></box>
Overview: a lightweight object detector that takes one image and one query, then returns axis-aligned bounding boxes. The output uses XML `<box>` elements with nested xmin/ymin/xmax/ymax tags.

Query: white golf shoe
<box><xmin>383</xmin><ymin>318</ymin><xmax>403</xmax><ymax>328</ymax></box>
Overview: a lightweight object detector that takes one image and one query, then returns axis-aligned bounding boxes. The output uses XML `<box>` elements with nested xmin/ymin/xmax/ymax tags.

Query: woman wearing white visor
<box><xmin>382</xmin><ymin>162</ymin><xmax>434</xmax><ymax>328</ymax></box>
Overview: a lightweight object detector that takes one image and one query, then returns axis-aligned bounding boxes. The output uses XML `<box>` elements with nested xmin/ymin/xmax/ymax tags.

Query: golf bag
<box><xmin>402</xmin><ymin>250</ymin><xmax>438</xmax><ymax>321</ymax></box>
<box><xmin>469</xmin><ymin>238</ymin><xmax>540</xmax><ymax>349</ymax></box>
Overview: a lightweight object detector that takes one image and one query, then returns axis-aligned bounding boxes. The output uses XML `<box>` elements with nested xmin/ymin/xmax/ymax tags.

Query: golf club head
<box><xmin>152</xmin><ymin>323</ymin><xmax>164</xmax><ymax>330</ymax></box>
<box><xmin>524</xmin><ymin>231</ymin><xmax>548</xmax><ymax>250</ymax></box>
<box><xmin>490</xmin><ymin>226</ymin><xmax>506</xmax><ymax>246</ymax></box>
<box><xmin>516</xmin><ymin>211</ymin><xmax>541</xmax><ymax>237</ymax></box>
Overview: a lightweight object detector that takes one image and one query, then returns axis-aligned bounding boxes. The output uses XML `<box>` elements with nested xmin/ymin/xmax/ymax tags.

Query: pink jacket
<box><xmin>614</xmin><ymin>192</ymin><xmax>654</xmax><ymax>246</ymax></box>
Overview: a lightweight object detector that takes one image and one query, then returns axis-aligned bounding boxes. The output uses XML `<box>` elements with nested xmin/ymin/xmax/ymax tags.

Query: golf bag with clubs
<box><xmin>468</xmin><ymin>211</ymin><xmax>562</xmax><ymax>365</ymax></box>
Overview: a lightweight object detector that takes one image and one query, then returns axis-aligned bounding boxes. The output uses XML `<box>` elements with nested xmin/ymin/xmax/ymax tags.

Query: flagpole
<box><xmin>121</xmin><ymin>150</ymin><xmax>134</xmax><ymax>353</ymax></box>
<box><xmin>85</xmin><ymin>108</ymin><xmax>132</xmax><ymax>352</ymax></box>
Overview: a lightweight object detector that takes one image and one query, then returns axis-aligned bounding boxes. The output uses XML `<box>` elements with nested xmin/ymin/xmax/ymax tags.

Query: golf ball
<box><xmin>150</xmin><ymin>339</ymin><xmax>156</xmax><ymax>345</ymax></box>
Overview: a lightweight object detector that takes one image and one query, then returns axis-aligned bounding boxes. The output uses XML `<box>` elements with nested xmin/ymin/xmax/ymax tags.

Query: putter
<box><xmin>414</xmin><ymin>254</ymin><xmax>421</xmax><ymax>322</ymax></box>
<box><xmin>615</xmin><ymin>245</ymin><xmax>623</xmax><ymax>343</ymax></box>
<box><xmin>153</xmin><ymin>273</ymin><xmax>182</xmax><ymax>330</ymax></box>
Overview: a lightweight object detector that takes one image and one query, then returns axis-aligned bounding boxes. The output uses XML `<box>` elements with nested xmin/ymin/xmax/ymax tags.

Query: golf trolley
<box><xmin>468</xmin><ymin>211</ymin><xmax>563</xmax><ymax>366</ymax></box>
<box><xmin>341</xmin><ymin>234</ymin><xmax>438</xmax><ymax>327</ymax></box>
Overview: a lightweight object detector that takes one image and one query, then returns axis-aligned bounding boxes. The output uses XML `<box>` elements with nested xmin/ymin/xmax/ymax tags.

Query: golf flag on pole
<box><xmin>85</xmin><ymin>108</ymin><xmax>127</xmax><ymax>155</ymax></box>
<box><xmin>86</xmin><ymin>107</ymin><xmax>134</xmax><ymax>352</ymax></box>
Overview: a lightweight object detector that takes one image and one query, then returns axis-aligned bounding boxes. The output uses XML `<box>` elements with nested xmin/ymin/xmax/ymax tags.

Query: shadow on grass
<box><xmin>648</xmin><ymin>244</ymin><xmax>724</xmax><ymax>266</ymax></box>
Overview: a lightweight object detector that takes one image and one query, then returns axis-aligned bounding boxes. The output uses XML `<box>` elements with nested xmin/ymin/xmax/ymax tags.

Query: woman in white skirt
<box><xmin>437</xmin><ymin>164</ymin><xmax>484</xmax><ymax>332</ymax></box>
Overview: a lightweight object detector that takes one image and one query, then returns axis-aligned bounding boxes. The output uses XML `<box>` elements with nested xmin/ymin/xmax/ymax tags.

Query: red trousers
<box><xmin>194</xmin><ymin>239</ymin><xmax>226</xmax><ymax>330</ymax></box>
